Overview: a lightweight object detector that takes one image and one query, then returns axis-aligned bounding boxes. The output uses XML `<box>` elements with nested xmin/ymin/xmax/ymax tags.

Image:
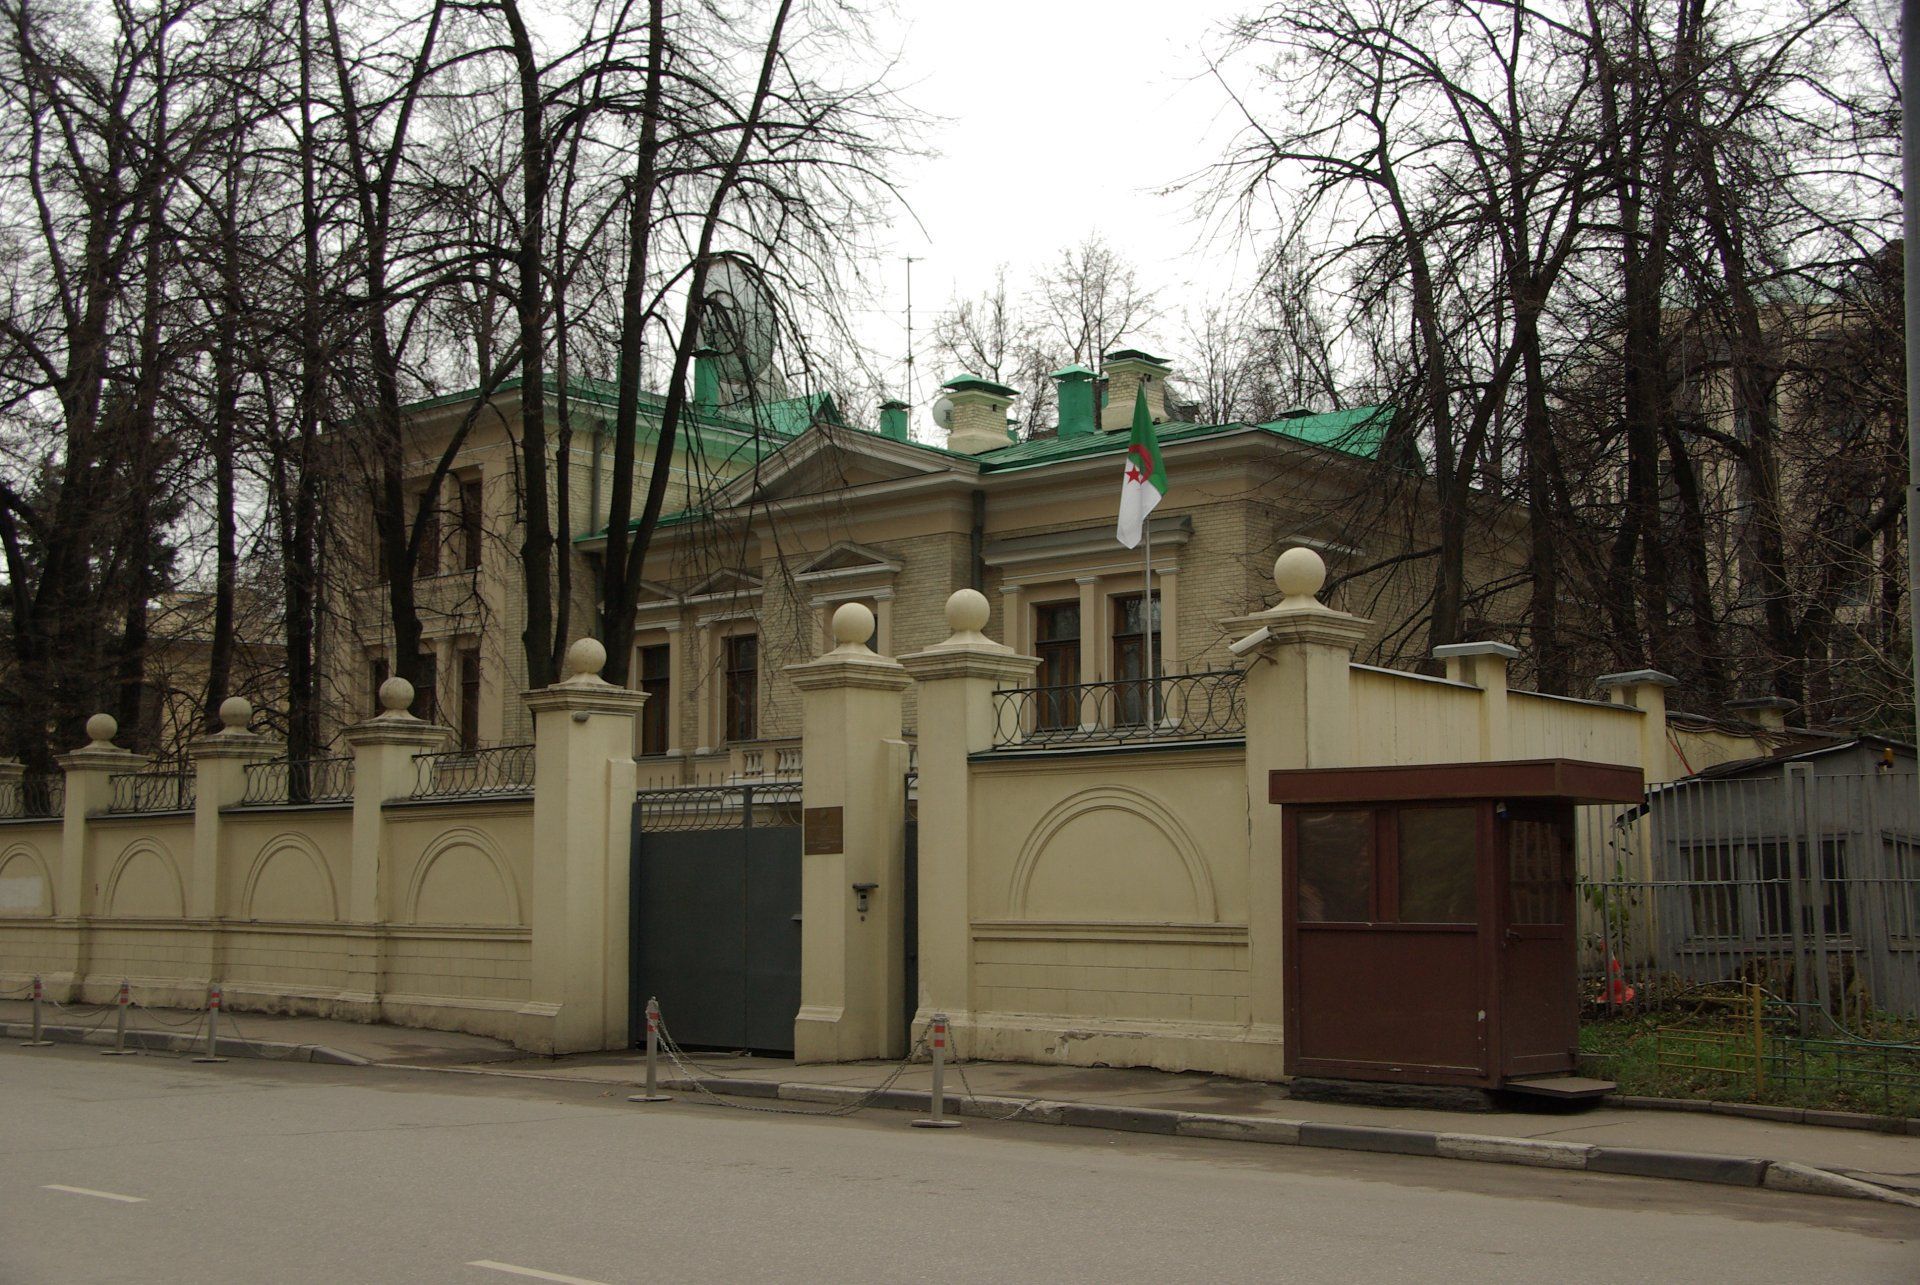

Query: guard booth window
<box><xmin>1297</xmin><ymin>804</ymin><xmax>1479</xmax><ymax>924</ymax></box>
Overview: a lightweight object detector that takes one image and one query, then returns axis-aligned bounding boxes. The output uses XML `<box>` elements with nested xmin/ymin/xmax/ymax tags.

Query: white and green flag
<box><xmin>1115</xmin><ymin>383</ymin><xmax>1167</xmax><ymax>549</ymax></box>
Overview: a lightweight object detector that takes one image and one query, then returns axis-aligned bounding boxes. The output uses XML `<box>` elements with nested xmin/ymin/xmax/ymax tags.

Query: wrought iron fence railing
<box><xmin>990</xmin><ymin>669</ymin><xmax>1246</xmax><ymax>749</ymax></box>
<box><xmin>410</xmin><ymin>744</ymin><xmax>535</xmax><ymax>800</ymax></box>
<box><xmin>241</xmin><ymin>756</ymin><xmax>354</xmax><ymax>806</ymax></box>
<box><xmin>107</xmin><ymin>768</ymin><xmax>195</xmax><ymax>814</ymax></box>
<box><xmin>0</xmin><ymin>774</ymin><xmax>63</xmax><ymax>819</ymax></box>
<box><xmin>634</xmin><ymin>781</ymin><xmax>802</xmax><ymax>832</ymax></box>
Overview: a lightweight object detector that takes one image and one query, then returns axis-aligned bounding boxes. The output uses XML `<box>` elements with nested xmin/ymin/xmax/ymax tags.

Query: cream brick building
<box><xmin>330</xmin><ymin>350</ymin><xmax>1527</xmax><ymax>778</ymax></box>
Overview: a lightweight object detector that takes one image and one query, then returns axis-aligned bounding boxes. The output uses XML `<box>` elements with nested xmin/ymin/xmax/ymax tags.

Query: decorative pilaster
<box><xmin>1223</xmin><ymin>549</ymin><xmax>1370</xmax><ymax>1069</ymax></box>
<box><xmin>341</xmin><ymin>678</ymin><xmax>453</xmax><ymax>1018</ymax></box>
<box><xmin>185</xmin><ymin>698</ymin><xmax>281</xmax><ymax>986</ymax></box>
<box><xmin>1597</xmin><ymin>669</ymin><xmax>1680</xmax><ymax>785</ymax></box>
<box><xmin>899</xmin><ymin>591</ymin><xmax>1041</xmax><ymax>1046</ymax></box>
<box><xmin>1433</xmin><ymin>641</ymin><xmax>1519</xmax><ymax>761</ymax></box>
<box><xmin>53</xmin><ymin>714</ymin><xmax>141</xmax><ymax>996</ymax></box>
<box><xmin>787</xmin><ymin>603</ymin><xmax>912</xmax><ymax>1062</ymax></box>
<box><xmin>523</xmin><ymin>639</ymin><xmax>647</xmax><ymax>1054</ymax></box>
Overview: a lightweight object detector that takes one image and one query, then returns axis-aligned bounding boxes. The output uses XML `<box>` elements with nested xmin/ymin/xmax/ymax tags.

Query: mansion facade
<box><xmin>325</xmin><ymin>351</ymin><xmax>1526</xmax><ymax>780</ymax></box>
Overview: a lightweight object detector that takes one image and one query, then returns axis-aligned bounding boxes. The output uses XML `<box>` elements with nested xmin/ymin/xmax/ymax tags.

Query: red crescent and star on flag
<box><xmin>1125</xmin><ymin>444</ymin><xmax>1153</xmax><ymax>484</ymax></box>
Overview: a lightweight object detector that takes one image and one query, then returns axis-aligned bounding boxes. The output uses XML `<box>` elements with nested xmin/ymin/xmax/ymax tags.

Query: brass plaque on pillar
<box><xmin>804</xmin><ymin>806</ymin><xmax>844</xmax><ymax>855</ymax></box>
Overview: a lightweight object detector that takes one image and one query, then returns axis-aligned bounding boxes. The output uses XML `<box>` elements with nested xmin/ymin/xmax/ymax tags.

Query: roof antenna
<box><xmin>903</xmin><ymin>255</ymin><xmax>921</xmax><ymax>411</ymax></box>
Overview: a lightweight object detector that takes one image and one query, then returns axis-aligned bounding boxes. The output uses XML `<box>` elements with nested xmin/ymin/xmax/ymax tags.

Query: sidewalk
<box><xmin>8</xmin><ymin>999</ymin><xmax>1918</xmax><ymax>1207</ymax></box>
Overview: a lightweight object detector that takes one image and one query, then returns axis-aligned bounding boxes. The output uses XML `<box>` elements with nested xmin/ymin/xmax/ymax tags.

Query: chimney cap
<box><xmin>939</xmin><ymin>373</ymin><xmax>1018</xmax><ymax>398</ymax></box>
<box><xmin>1103</xmin><ymin>348</ymin><xmax>1170</xmax><ymax>368</ymax></box>
<box><xmin>879</xmin><ymin>397</ymin><xmax>910</xmax><ymax>411</ymax></box>
<box><xmin>1050</xmin><ymin>363</ymin><xmax>1097</xmax><ymax>381</ymax></box>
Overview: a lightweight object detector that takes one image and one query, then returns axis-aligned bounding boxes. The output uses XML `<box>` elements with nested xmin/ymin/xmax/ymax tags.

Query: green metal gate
<box><xmin>631</xmin><ymin>784</ymin><xmax>802</xmax><ymax>1053</ymax></box>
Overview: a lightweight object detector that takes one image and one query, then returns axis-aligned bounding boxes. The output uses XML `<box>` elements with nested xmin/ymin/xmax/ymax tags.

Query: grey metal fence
<box><xmin>1577</xmin><ymin>766</ymin><xmax>1920</xmax><ymax>1027</ymax></box>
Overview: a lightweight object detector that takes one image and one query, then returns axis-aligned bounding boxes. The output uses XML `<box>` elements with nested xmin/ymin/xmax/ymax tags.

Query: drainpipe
<box><xmin>970</xmin><ymin>490</ymin><xmax>986</xmax><ymax>593</ymax></box>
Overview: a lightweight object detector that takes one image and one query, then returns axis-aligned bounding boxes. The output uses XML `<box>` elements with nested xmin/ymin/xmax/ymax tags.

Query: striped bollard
<box><xmin>912</xmin><ymin>1014</ymin><xmax>961</xmax><ymax>1129</ymax></box>
<box><xmin>20</xmin><ymin>974</ymin><xmax>52</xmax><ymax>1046</ymax></box>
<box><xmin>102</xmin><ymin>980</ymin><xmax>136</xmax><ymax>1056</ymax></box>
<box><xmin>192</xmin><ymin>984</ymin><xmax>228</xmax><ymax>1063</ymax></box>
<box><xmin>627</xmin><ymin>997</ymin><xmax>672</xmax><ymax>1104</ymax></box>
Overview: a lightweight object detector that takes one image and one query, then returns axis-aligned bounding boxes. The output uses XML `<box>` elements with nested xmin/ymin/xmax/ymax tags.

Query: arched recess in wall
<box><xmin>242</xmin><ymin>833</ymin><xmax>340</xmax><ymax>922</ymax></box>
<box><xmin>103</xmin><ymin>839</ymin><xmax>185</xmax><ymax>918</ymax></box>
<box><xmin>1008</xmin><ymin>784</ymin><xmax>1219</xmax><ymax>922</ymax></box>
<box><xmin>0</xmin><ymin>844</ymin><xmax>54</xmax><ymax>916</ymax></box>
<box><xmin>405</xmin><ymin>828</ymin><xmax>521</xmax><ymax>926</ymax></box>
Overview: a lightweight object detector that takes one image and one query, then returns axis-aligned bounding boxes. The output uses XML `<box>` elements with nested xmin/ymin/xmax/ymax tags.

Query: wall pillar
<box><xmin>1597</xmin><ymin>669</ymin><xmax>1679</xmax><ymax>784</ymax></box>
<box><xmin>1223</xmin><ymin>549</ymin><xmax>1369</xmax><ymax>1067</ymax></box>
<box><xmin>788</xmin><ymin>603</ymin><xmax>912</xmax><ymax>1062</ymax></box>
<box><xmin>1434</xmin><ymin>641</ymin><xmax>1518</xmax><ymax>761</ymax></box>
<box><xmin>899</xmin><ymin>591</ymin><xmax>1040</xmax><ymax>1046</ymax></box>
<box><xmin>341</xmin><ymin>678</ymin><xmax>452</xmax><ymax>1019</ymax></box>
<box><xmin>52</xmin><ymin>715</ymin><xmax>141</xmax><ymax>998</ymax></box>
<box><xmin>186</xmin><ymin>698</ymin><xmax>280</xmax><ymax>988</ymax></box>
<box><xmin>522</xmin><ymin>640</ymin><xmax>647</xmax><ymax>1054</ymax></box>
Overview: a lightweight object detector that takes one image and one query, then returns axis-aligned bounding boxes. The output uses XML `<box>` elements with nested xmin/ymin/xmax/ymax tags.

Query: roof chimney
<box><xmin>1100</xmin><ymin>349</ymin><xmax>1171</xmax><ymax>431</ymax></box>
<box><xmin>939</xmin><ymin>374</ymin><xmax>1017</xmax><ymax>454</ymax></box>
<box><xmin>1725</xmin><ymin>696</ymin><xmax>1797</xmax><ymax>733</ymax></box>
<box><xmin>693</xmin><ymin>348</ymin><xmax>721</xmax><ymax>413</ymax></box>
<box><xmin>878</xmin><ymin>398</ymin><xmax>910</xmax><ymax>442</ymax></box>
<box><xmin>1052</xmin><ymin>364</ymin><xmax>1097</xmax><ymax>438</ymax></box>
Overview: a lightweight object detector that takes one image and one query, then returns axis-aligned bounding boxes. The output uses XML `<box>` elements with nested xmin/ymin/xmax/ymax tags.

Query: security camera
<box><xmin>1228</xmin><ymin>626</ymin><xmax>1272</xmax><ymax>657</ymax></box>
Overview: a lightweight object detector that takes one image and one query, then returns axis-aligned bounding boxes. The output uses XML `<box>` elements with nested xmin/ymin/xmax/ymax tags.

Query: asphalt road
<box><xmin>1</xmin><ymin>1046</ymin><xmax>1915</xmax><ymax>1284</ymax></box>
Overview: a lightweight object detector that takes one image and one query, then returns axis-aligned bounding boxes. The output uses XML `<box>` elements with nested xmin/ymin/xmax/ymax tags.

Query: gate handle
<box><xmin>791</xmin><ymin>914</ymin><xmax>803</xmax><ymax>924</ymax></box>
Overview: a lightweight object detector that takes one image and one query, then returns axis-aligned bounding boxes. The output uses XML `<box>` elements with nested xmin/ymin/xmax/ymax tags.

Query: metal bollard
<box><xmin>191</xmin><ymin>984</ymin><xmax>228</xmax><ymax>1063</ymax></box>
<box><xmin>20</xmin><ymin>974</ymin><xmax>53</xmax><ymax>1047</ymax></box>
<box><xmin>627</xmin><ymin>997</ymin><xmax>672</xmax><ymax>1103</ymax></box>
<box><xmin>912</xmin><ymin>1013</ymin><xmax>962</xmax><ymax>1129</ymax></box>
<box><xmin>101</xmin><ymin>980</ymin><xmax>136</xmax><ymax>1056</ymax></box>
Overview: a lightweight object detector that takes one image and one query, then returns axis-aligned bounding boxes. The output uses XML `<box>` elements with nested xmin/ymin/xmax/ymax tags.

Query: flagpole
<box><xmin>1143</xmin><ymin>522</ymin><xmax>1156</xmax><ymax>738</ymax></box>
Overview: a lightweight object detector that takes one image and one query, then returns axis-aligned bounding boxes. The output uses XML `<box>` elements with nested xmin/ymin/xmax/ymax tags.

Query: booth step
<box><xmin>1505</xmin><ymin>1075</ymin><xmax>1616</xmax><ymax>1101</ymax></box>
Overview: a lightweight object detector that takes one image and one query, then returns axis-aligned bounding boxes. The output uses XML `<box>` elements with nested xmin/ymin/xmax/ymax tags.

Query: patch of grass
<box><xmin>1581</xmin><ymin>1001</ymin><xmax>1920</xmax><ymax>1119</ymax></box>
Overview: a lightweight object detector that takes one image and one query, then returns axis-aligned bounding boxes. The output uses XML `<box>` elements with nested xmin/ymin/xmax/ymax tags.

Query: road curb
<box><xmin>657</xmin><ymin>1071</ymin><xmax>1920</xmax><ymax>1208</ymax></box>
<box><xmin>4</xmin><ymin>1020</ymin><xmax>366</xmax><ymax>1066</ymax></box>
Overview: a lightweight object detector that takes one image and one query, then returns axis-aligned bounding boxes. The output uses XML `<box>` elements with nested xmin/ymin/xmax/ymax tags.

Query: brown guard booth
<box><xmin>1271</xmin><ymin>759</ymin><xmax>1643</xmax><ymax>1093</ymax></box>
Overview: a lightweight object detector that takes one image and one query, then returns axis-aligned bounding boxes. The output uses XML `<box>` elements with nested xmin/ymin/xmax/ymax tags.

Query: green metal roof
<box><xmin>575</xmin><ymin>404</ymin><xmax>1391</xmax><ymax>542</ymax></box>
<box><xmin>400</xmin><ymin>375</ymin><xmax>840</xmax><ymax>443</ymax></box>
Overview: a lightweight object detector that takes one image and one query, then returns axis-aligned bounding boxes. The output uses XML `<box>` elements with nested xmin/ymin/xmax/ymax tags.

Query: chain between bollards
<box><xmin>192</xmin><ymin>984</ymin><xmax>228</xmax><ymax>1063</ymax></box>
<box><xmin>101</xmin><ymin>979</ymin><xmax>136</xmax><ymax>1056</ymax></box>
<box><xmin>627</xmin><ymin>997</ymin><xmax>672</xmax><ymax>1104</ymax></box>
<box><xmin>19</xmin><ymin>974</ymin><xmax>52</xmax><ymax>1047</ymax></box>
<box><xmin>912</xmin><ymin>1013</ymin><xmax>962</xmax><ymax>1129</ymax></box>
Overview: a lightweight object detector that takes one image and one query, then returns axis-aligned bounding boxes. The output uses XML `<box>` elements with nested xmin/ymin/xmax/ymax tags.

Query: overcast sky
<box><xmin>851</xmin><ymin>0</ymin><xmax>1261</xmax><ymax>418</ymax></box>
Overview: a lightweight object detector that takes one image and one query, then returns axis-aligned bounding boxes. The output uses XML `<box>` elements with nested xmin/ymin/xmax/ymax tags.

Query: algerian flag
<box><xmin>1115</xmin><ymin>383</ymin><xmax>1167</xmax><ymax>549</ymax></box>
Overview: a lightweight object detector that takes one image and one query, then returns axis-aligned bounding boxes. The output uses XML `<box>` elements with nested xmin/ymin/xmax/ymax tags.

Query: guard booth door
<box><xmin>630</xmin><ymin>786</ymin><xmax>802</xmax><ymax>1054</ymax></box>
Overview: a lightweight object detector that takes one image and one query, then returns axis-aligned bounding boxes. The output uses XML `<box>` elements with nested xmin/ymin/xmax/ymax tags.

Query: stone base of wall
<box><xmin>945</xmin><ymin>1009</ymin><xmax>1287</xmax><ymax>1082</ymax></box>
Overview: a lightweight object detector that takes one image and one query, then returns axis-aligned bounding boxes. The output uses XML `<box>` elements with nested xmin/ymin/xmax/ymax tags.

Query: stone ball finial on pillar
<box><xmin>940</xmin><ymin>587</ymin><xmax>998</xmax><ymax>641</ymax></box>
<box><xmin>85</xmin><ymin>712</ymin><xmax>118</xmax><ymax>747</ymax></box>
<box><xmin>218</xmin><ymin>695</ymin><xmax>253</xmax><ymax>732</ymax></box>
<box><xmin>831</xmin><ymin>601</ymin><xmax>876</xmax><ymax>650</ymax></box>
<box><xmin>564</xmin><ymin>637</ymin><xmax>608</xmax><ymax>680</ymax></box>
<box><xmin>1274</xmin><ymin>547</ymin><xmax>1327</xmax><ymax>605</ymax></box>
<box><xmin>378</xmin><ymin>677</ymin><xmax>415</xmax><ymax>715</ymax></box>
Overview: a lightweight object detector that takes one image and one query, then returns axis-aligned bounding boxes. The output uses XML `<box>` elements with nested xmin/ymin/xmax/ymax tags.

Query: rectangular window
<box><xmin>461</xmin><ymin>478</ymin><xmax>484</xmax><ymax>570</ymax></box>
<box><xmin>1111</xmin><ymin>590</ymin><xmax>1162</xmax><ymax>725</ymax></box>
<box><xmin>638</xmin><ymin>643</ymin><xmax>671</xmax><ymax>756</ymax></box>
<box><xmin>1034</xmin><ymin>602</ymin><xmax>1081</xmax><ymax>730</ymax></box>
<box><xmin>1683</xmin><ymin>844</ymin><xmax>1744</xmax><ymax>939</ymax></box>
<box><xmin>1508</xmin><ymin>815</ymin><xmax>1572</xmax><ymax>926</ymax></box>
<box><xmin>458</xmin><ymin>648</ymin><xmax>481</xmax><ymax>752</ymax></box>
<box><xmin>415</xmin><ymin>488</ymin><xmax>440</xmax><ymax>579</ymax></box>
<box><xmin>724</xmin><ymin>634</ymin><xmax>758</xmax><ymax>742</ymax></box>
<box><xmin>412</xmin><ymin>653</ymin><xmax>438</xmax><ymax>723</ymax></box>
<box><xmin>1756</xmin><ymin>839</ymin><xmax>1849</xmax><ymax>938</ymax></box>
<box><xmin>1397</xmin><ymin>806</ymin><xmax>1478</xmax><ymax>923</ymax></box>
<box><xmin>370</xmin><ymin>657</ymin><xmax>389</xmax><ymax>716</ymax></box>
<box><xmin>1298</xmin><ymin>809</ymin><xmax>1373</xmax><ymax>923</ymax></box>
